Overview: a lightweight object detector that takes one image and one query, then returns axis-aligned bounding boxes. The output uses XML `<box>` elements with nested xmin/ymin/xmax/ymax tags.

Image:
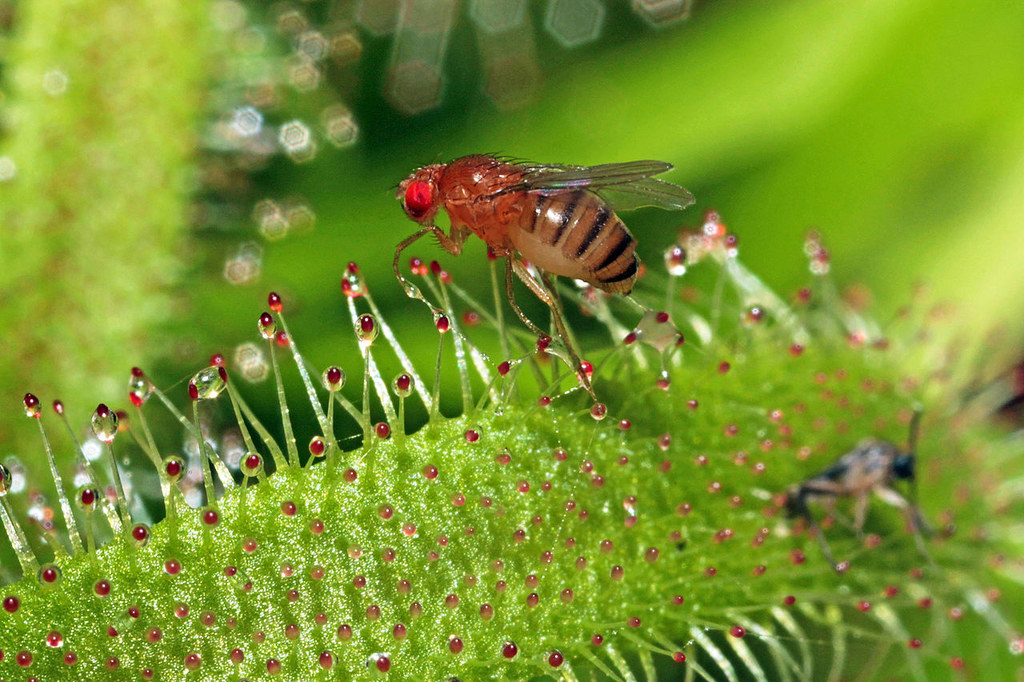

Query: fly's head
<box><xmin>893</xmin><ymin>453</ymin><xmax>915</xmax><ymax>481</ymax></box>
<box><xmin>397</xmin><ymin>164</ymin><xmax>444</xmax><ymax>226</ymax></box>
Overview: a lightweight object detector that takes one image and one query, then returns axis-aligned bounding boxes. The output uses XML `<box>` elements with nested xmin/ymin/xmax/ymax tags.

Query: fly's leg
<box><xmin>808</xmin><ymin>513</ymin><xmax>840</xmax><ymax>571</ymax></box>
<box><xmin>393</xmin><ymin>227</ymin><xmax>436</xmax><ymax>298</ymax></box>
<box><xmin>875</xmin><ymin>486</ymin><xmax>933</xmax><ymax>563</ymax></box>
<box><xmin>791</xmin><ymin>490</ymin><xmax>840</xmax><ymax>571</ymax></box>
<box><xmin>507</xmin><ymin>259</ymin><xmax>596</xmax><ymax>400</ymax></box>
<box><xmin>540</xmin><ymin>270</ymin><xmax>595</xmax><ymax>398</ymax></box>
<box><xmin>539</xmin><ymin>270</ymin><xmax>580</xmax><ymax>352</ymax></box>
<box><xmin>394</xmin><ymin>225</ymin><xmax>467</xmax><ymax>299</ymax></box>
<box><xmin>504</xmin><ymin>258</ymin><xmax>546</xmax><ymax>337</ymax></box>
<box><xmin>853</xmin><ymin>493</ymin><xmax>869</xmax><ymax>540</ymax></box>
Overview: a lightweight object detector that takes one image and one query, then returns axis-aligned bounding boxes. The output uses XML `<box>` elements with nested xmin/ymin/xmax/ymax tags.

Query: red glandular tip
<box><xmin>23</xmin><ymin>393</ymin><xmax>41</xmax><ymax>418</ymax></box>
<box><xmin>259</xmin><ymin>312</ymin><xmax>275</xmax><ymax>331</ymax></box>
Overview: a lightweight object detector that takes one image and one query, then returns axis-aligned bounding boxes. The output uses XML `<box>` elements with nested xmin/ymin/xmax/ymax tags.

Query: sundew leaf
<box><xmin>1</xmin><ymin>223</ymin><xmax>1022</xmax><ymax>681</ymax></box>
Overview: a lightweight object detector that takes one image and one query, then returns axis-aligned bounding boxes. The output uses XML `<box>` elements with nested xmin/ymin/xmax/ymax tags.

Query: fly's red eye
<box><xmin>404</xmin><ymin>180</ymin><xmax>433</xmax><ymax>217</ymax></box>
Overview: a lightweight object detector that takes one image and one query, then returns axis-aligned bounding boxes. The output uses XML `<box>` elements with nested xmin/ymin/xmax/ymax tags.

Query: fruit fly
<box><xmin>394</xmin><ymin>154</ymin><xmax>694</xmax><ymax>396</ymax></box>
<box><xmin>784</xmin><ymin>410</ymin><xmax>932</xmax><ymax>571</ymax></box>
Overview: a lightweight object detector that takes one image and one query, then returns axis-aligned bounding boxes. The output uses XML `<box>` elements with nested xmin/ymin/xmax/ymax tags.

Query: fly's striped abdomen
<box><xmin>528</xmin><ymin>191</ymin><xmax>639</xmax><ymax>294</ymax></box>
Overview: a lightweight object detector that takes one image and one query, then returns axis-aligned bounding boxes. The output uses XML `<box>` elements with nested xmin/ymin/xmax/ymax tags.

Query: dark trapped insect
<box><xmin>394</xmin><ymin>154</ymin><xmax>694</xmax><ymax>396</ymax></box>
<box><xmin>784</xmin><ymin>410</ymin><xmax>932</xmax><ymax>571</ymax></box>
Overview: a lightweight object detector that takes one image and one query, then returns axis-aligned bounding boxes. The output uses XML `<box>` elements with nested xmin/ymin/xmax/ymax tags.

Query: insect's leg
<box><xmin>853</xmin><ymin>493</ymin><xmax>869</xmax><ymax>540</ymax></box>
<box><xmin>508</xmin><ymin>259</ymin><xmax>595</xmax><ymax>399</ymax></box>
<box><xmin>539</xmin><ymin>270</ymin><xmax>595</xmax><ymax>399</ymax></box>
<box><xmin>393</xmin><ymin>227</ymin><xmax>436</xmax><ymax>298</ymax></box>
<box><xmin>504</xmin><ymin>258</ymin><xmax>547</xmax><ymax>336</ymax></box>
<box><xmin>440</xmin><ymin>223</ymin><xmax>469</xmax><ymax>256</ymax></box>
<box><xmin>792</xmin><ymin>491</ymin><xmax>839</xmax><ymax>571</ymax></box>
<box><xmin>875</xmin><ymin>486</ymin><xmax>933</xmax><ymax>562</ymax></box>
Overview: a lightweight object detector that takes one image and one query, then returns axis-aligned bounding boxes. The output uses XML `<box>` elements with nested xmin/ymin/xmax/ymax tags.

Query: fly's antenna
<box><xmin>905</xmin><ymin>404</ymin><xmax>934</xmax><ymax>539</ymax></box>
<box><xmin>906</xmin><ymin>405</ymin><xmax>923</xmax><ymax>504</ymax></box>
<box><xmin>907</xmin><ymin>405</ymin><xmax>923</xmax><ymax>459</ymax></box>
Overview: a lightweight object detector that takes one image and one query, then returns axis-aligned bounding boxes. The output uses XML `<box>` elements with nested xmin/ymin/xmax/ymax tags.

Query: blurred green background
<box><xmin>202</xmin><ymin>0</ymin><xmax>1024</xmax><ymax>390</ymax></box>
<box><xmin>1</xmin><ymin>0</ymin><xmax>1023</xmax><ymax>546</ymax></box>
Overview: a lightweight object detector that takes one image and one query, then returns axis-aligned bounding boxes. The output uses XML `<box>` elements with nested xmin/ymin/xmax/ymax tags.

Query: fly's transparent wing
<box><xmin>506</xmin><ymin>160</ymin><xmax>694</xmax><ymax>211</ymax></box>
<box><xmin>595</xmin><ymin>177</ymin><xmax>696</xmax><ymax>211</ymax></box>
<box><xmin>519</xmin><ymin>160</ymin><xmax>674</xmax><ymax>189</ymax></box>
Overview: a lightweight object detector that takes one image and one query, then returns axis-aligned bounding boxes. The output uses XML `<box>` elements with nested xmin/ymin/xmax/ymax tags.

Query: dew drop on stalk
<box><xmin>190</xmin><ymin>367</ymin><xmax>227</xmax><ymax>400</ymax></box>
<box><xmin>77</xmin><ymin>486</ymin><xmax>97</xmax><ymax>509</ymax></box>
<box><xmin>341</xmin><ymin>262</ymin><xmax>366</xmax><ymax>298</ymax></box>
<box><xmin>258</xmin><ymin>312</ymin><xmax>277</xmax><ymax>339</ymax></box>
<box><xmin>358</xmin><ymin>314</ymin><xmax>379</xmax><ymax>345</ymax></box>
<box><xmin>23</xmin><ymin>393</ymin><xmax>41</xmax><ymax>418</ymax></box>
<box><xmin>392</xmin><ymin>373</ymin><xmax>413</xmax><ymax>397</ymax></box>
<box><xmin>37</xmin><ymin>563</ymin><xmax>62</xmax><ymax>586</ymax></box>
<box><xmin>0</xmin><ymin>463</ymin><xmax>12</xmax><ymax>495</ymax></box>
<box><xmin>665</xmin><ymin>245</ymin><xmax>687</xmax><ymax>276</ymax></box>
<box><xmin>164</xmin><ymin>456</ymin><xmax>185</xmax><ymax>482</ymax></box>
<box><xmin>90</xmin><ymin>404</ymin><xmax>118</xmax><ymax>443</ymax></box>
<box><xmin>242</xmin><ymin>453</ymin><xmax>262</xmax><ymax>476</ymax></box>
<box><xmin>322</xmin><ymin>366</ymin><xmax>346</xmax><ymax>391</ymax></box>
<box><xmin>128</xmin><ymin>367</ymin><xmax>153</xmax><ymax>406</ymax></box>
<box><xmin>367</xmin><ymin>652</ymin><xmax>390</xmax><ymax>672</ymax></box>
<box><xmin>131</xmin><ymin>524</ymin><xmax>150</xmax><ymax>547</ymax></box>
